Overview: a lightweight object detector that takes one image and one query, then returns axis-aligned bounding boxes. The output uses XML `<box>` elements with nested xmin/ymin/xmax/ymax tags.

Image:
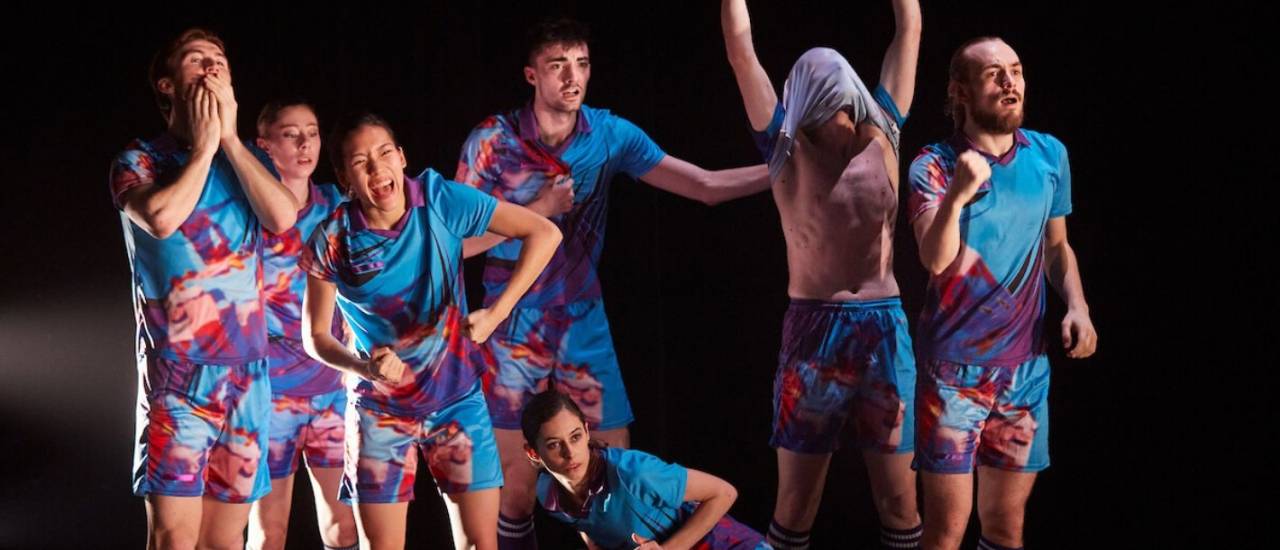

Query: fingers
<box><xmin>1061</xmin><ymin>318</ymin><xmax>1074</xmax><ymax>351</ymax></box>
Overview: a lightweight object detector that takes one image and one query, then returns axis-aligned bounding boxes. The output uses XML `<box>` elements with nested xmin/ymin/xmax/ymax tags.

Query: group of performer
<box><xmin>112</xmin><ymin>1</ymin><xmax>1096</xmax><ymax>549</ymax></box>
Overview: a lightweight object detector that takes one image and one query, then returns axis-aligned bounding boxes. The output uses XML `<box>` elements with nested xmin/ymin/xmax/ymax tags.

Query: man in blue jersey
<box><xmin>111</xmin><ymin>28</ymin><xmax>298</xmax><ymax>550</ymax></box>
<box><xmin>454</xmin><ymin>18</ymin><xmax>771</xmax><ymax>549</ymax></box>
<box><xmin>908</xmin><ymin>37</ymin><xmax>1097</xmax><ymax>550</ymax></box>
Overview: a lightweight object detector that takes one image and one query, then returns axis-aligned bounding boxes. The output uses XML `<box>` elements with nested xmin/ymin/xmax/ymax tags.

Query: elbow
<box><xmin>722</xmin><ymin>482</ymin><xmax>738</xmax><ymax>505</ymax></box>
<box><xmin>534</xmin><ymin>217</ymin><xmax>563</xmax><ymax>248</ymax></box>
<box><xmin>919</xmin><ymin>251</ymin><xmax>951</xmax><ymax>277</ymax></box>
<box><xmin>261</xmin><ymin>210</ymin><xmax>298</xmax><ymax>235</ymax></box>
<box><xmin>898</xmin><ymin>18</ymin><xmax>922</xmax><ymax>36</ymax></box>
<box><xmin>139</xmin><ymin>210</ymin><xmax>181</xmax><ymax>240</ymax></box>
<box><xmin>696</xmin><ymin>174</ymin><xmax>722</xmax><ymax>206</ymax></box>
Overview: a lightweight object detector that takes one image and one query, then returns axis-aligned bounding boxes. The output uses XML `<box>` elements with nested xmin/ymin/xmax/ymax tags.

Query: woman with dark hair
<box><xmin>301</xmin><ymin>113</ymin><xmax>561</xmax><ymax>550</ymax></box>
<box><xmin>522</xmin><ymin>391</ymin><xmax>768</xmax><ymax>550</ymax></box>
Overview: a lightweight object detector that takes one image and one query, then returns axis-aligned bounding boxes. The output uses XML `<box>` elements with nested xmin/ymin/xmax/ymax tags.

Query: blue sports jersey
<box><xmin>455</xmin><ymin>104</ymin><xmax>666</xmax><ymax>308</ymax></box>
<box><xmin>262</xmin><ymin>181</ymin><xmax>346</xmax><ymax>395</ymax></box>
<box><xmin>907</xmin><ymin>129</ymin><xmax>1072</xmax><ymax>366</ymax></box>
<box><xmin>301</xmin><ymin>170</ymin><xmax>497</xmax><ymax>415</ymax></box>
<box><xmin>110</xmin><ymin>134</ymin><xmax>275</xmax><ymax>364</ymax></box>
<box><xmin>539</xmin><ymin>447</ymin><xmax>687</xmax><ymax>549</ymax></box>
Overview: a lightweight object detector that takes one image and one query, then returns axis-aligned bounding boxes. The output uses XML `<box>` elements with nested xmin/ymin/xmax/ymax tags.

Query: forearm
<box><xmin>661</xmin><ymin>491</ymin><xmax>737</xmax><ymax>550</ymax></box>
<box><xmin>463</xmin><ymin>232</ymin><xmax>509</xmax><ymax>259</ymax></box>
<box><xmin>721</xmin><ymin>0</ymin><xmax>756</xmax><ymax>66</ymax></box>
<box><xmin>222</xmin><ymin>139</ymin><xmax>297</xmax><ymax>232</ymax></box>
<box><xmin>486</xmin><ymin>222</ymin><xmax>561</xmax><ymax>316</ymax></box>
<box><xmin>703</xmin><ymin>164</ymin><xmax>771</xmax><ymax>204</ymax></box>
<box><xmin>124</xmin><ymin>148</ymin><xmax>216</xmax><ymax>239</ymax></box>
<box><xmin>918</xmin><ymin>199</ymin><xmax>964</xmax><ymax>275</ymax></box>
<box><xmin>892</xmin><ymin>0</ymin><xmax>923</xmax><ymax>36</ymax></box>
<box><xmin>1045</xmin><ymin>241</ymin><xmax>1088</xmax><ymax>312</ymax></box>
<box><xmin>304</xmin><ymin>330</ymin><xmax>367</xmax><ymax>377</ymax></box>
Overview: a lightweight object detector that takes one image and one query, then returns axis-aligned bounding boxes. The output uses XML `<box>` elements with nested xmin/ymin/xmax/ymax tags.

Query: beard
<box><xmin>969</xmin><ymin>99</ymin><xmax>1025</xmax><ymax>134</ymax></box>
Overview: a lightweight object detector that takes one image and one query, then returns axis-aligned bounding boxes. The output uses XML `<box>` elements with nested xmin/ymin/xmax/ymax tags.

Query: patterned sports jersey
<box><xmin>907</xmin><ymin>129</ymin><xmax>1072</xmax><ymax>366</ymax></box>
<box><xmin>262</xmin><ymin>181</ymin><xmax>346</xmax><ymax>395</ymax></box>
<box><xmin>301</xmin><ymin>170</ymin><xmax>497</xmax><ymax>416</ymax></box>
<box><xmin>538</xmin><ymin>447</ymin><xmax>768</xmax><ymax>550</ymax></box>
<box><xmin>110</xmin><ymin>134</ymin><xmax>273</xmax><ymax>364</ymax></box>
<box><xmin>456</xmin><ymin>104</ymin><xmax>665</xmax><ymax>308</ymax></box>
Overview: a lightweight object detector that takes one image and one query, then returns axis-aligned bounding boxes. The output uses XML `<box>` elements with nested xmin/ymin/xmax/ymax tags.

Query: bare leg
<box><xmin>862</xmin><ymin>451</ymin><xmax>921</xmax><ymax>529</ymax></box>
<box><xmin>354</xmin><ymin>502</ymin><xmax>409</xmax><ymax>550</ymax></box>
<box><xmin>920</xmin><ymin>472</ymin><xmax>973</xmax><ymax>550</ymax></box>
<box><xmin>146</xmin><ymin>495</ymin><xmax>202</xmax><ymax>550</ymax></box>
<box><xmin>975</xmin><ymin>467</ymin><xmax>1036</xmax><ymax>548</ymax></box>
<box><xmin>445</xmin><ymin>487</ymin><xmax>501</xmax><ymax>550</ymax></box>
<box><xmin>197</xmin><ymin>497</ymin><xmax>251</xmax><ymax>550</ymax></box>
<box><xmin>247</xmin><ymin>474</ymin><xmax>294</xmax><ymax>550</ymax></box>
<box><xmin>307</xmin><ymin>466</ymin><xmax>358</xmax><ymax>548</ymax></box>
<box><xmin>773</xmin><ymin>448</ymin><xmax>832</xmax><ymax>532</ymax></box>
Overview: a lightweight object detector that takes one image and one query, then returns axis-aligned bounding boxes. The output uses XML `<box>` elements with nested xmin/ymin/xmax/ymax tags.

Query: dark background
<box><xmin>0</xmin><ymin>2</ymin><xmax>1266</xmax><ymax>548</ymax></box>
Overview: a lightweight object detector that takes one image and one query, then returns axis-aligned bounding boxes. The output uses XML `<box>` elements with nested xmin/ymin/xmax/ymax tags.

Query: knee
<box><xmin>876</xmin><ymin>490</ymin><xmax>921</xmax><ymax>526</ymax></box>
<box><xmin>922</xmin><ymin>518</ymin><xmax>967</xmax><ymax>550</ymax></box>
<box><xmin>150</xmin><ymin>527</ymin><xmax>198</xmax><ymax>550</ymax></box>
<box><xmin>921</xmin><ymin>506</ymin><xmax>970</xmax><ymax>550</ymax></box>
<box><xmin>977</xmin><ymin>503</ymin><xmax>1025</xmax><ymax>543</ymax></box>
<box><xmin>249</xmin><ymin>522</ymin><xmax>288</xmax><ymax>550</ymax></box>
<box><xmin>320</xmin><ymin>513</ymin><xmax>359</xmax><ymax>547</ymax></box>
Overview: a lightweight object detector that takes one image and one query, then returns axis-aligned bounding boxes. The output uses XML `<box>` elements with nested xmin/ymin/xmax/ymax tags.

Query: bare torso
<box><xmin>773</xmin><ymin>120</ymin><xmax>901</xmax><ymax>301</ymax></box>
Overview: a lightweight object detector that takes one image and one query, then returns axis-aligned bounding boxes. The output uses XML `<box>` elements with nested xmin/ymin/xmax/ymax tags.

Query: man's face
<box><xmin>258</xmin><ymin>105</ymin><xmax>320</xmax><ymax>182</ymax></box>
<box><xmin>958</xmin><ymin>39</ymin><xmax>1025</xmax><ymax>134</ymax></box>
<box><xmin>159</xmin><ymin>39</ymin><xmax>230</xmax><ymax>102</ymax></box>
<box><xmin>336</xmin><ymin>124</ymin><xmax>406</xmax><ymax>214</ymax></box>
<box><xmin>524</xmin><ymin>42</ymin><xmax>591</xmax><ymax>114</ymax></box>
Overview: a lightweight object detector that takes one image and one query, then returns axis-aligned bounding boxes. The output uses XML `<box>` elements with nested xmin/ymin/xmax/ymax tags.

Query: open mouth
<box><xmin>369</xmin><ymin>178</ymin><xmax>395</xmax><ymax>201</ymax></box>
<box><xmin>561</xmin><ymin>88</ymin><xmax>582</xmax><ymax>100</ymax></box>
<box><xmin>1000</xmin><ymin>95</ymin><xmax>1020</xmax><ymax>106</ymax></box>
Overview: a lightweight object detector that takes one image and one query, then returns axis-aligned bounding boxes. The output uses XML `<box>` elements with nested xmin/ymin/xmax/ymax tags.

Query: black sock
<box><xmin>880</xmin><ymin>523</ymin><xmax>923</xmax><ymax>549</ymax></box>
<box><xmin>977</xmin><ymin>535</ymin><xmax>1023</xmax><ymax>550</ymax></box>
<box><xmin>766</xmin><ymin>519</ymin><xmax>811</xmax><ymax>550</ymax></box>
<box><xmin>497</xmin><ymin>513</ymin><xmax>538</xmax><ymax>550</ymax></box>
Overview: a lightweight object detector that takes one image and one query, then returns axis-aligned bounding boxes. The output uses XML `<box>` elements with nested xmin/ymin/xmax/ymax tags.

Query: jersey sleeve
<box><xmin>455</xmin><ymin>120</ymin><xmax>503</xmax><ymax>196</ymax></box>
<box><xmin>907</xmin><ymin>148</ymin><xmax>952</xmax><ymax>223</ymax></box>
<box><xmin>616</xmin><ymin>449</ymin><xmax>688</xmax><ymax>510</ymax></box>
<box><xmin>427</xmin><ymin>170</ymin><xmax>499</xmax><ymax>239</ymax></box>
<box><xmin>108</xmin><ymin>142</ymin><xmax>156</xmax><ymax>210</ymax></box>
<box><xmin>749</xmin><ymin>102</ymin><xmax>786</xmax><ymax>164</ymax></box>
<box><xmin>299</xmin><ymin>211</ymin><xmax>342</xmax><ymax>283</ymax></box>
<box><xmin>611</xmin><ymin>115</ymin><xmax>668</xmax><ymax>179</ymax></box>
<box><xmin>873</xmin><ymin>84</ymin><xmax>908</xmax><ymax>129</ymax></box>
<box><xmin>1049</xmin><ymin>138</ymin><xmax>1073</xmax><ymax>218</ymax></box>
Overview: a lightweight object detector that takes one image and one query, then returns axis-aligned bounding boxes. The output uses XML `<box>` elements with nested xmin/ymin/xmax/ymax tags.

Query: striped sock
<box><xmin>880</xmin><ymin>524</ymin><xmax>922</xmax><ymax>549</ymax></box>
<box><xmin>766</xmin><ymin>519</ymin><xmax>810</xmax><ymax>550</ymax></box>
<box><xmin>977</xmin><ymin>535</ymin><xmax>1023</xmax><ymax>550</ymax></box>
<box><xmin>497</xmin><ymin>513</ymin><xmax>538</xmax><ymax>550</ymax></box>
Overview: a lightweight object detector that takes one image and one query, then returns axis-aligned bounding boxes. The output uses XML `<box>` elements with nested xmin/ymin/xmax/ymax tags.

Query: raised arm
<box><xmin>120</xmin><ymin>86</ymin><xmax>220</xmax><ymax>239</ymax></box>
<box><xmin>913</xmin><ymin>151</ymin><xmax>989</xmax><ymax>275</ymax></box>
<box><xmin>204</xmin><ymin>73</ymin><xmax>298</xmax><ymax>232</ymax></box>
<box><xmin>721</xmin><ymin>0</ymin><xmax>779</xmax><ymax>131</ymax></box>
<box><xmin>878</xmin><ymin>0</ymin><xmax>922</xmax><ymax>115</ymax></box>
